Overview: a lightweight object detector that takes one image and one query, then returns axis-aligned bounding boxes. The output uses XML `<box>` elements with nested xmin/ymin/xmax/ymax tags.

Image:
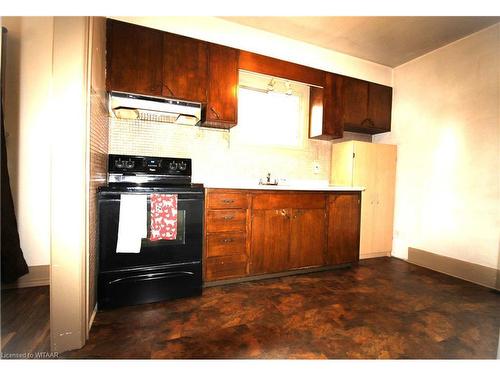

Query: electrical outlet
<box><xmin>312</xmin><ymin>161</ymin><xmax>321</xmax><ymax>174</ymax></box>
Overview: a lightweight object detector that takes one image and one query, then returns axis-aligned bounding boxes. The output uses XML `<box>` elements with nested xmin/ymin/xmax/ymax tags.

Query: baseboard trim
<box><xmin>88</xmin><ymin>304</ymin><xmax>97</xmax><ymax>335</ymax></box>
<box><xmin>204</xmin><ymin>263</ymin><xmax>352</xmax><ymax>288</ymax></box>
<box><xmin>1</xmin><ymin>265</ymin><xmax>50</xmax><ymax>289</ymax></box>
<box><xmin>407</xmin><ymin>247</ymin><xmax>499</xmax><ymax>291</ymax></box>
<box><xmin>360</xmin><ymin>251</ymin><xmax>391</xmax><ymax>259</ymax></box>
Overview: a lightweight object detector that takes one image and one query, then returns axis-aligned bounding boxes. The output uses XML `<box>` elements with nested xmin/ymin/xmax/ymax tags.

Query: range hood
<box><xmin>108</xmin><ymin>91</ymin><xmax>205</xmax><ymax>126</ymax></box>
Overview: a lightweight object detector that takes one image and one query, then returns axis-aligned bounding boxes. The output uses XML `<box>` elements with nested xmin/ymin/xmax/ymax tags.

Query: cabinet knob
<box><xmin>222</xmin><ymin>199</ymin><xmax>234</xmax><ymax>204</ymax></box>
<box><xmin>361</xmin><ymin>118</ymin><xmax>374</xmax><ymax>127</ymax></box>
<box><xmin>222</xmin><ymin>215</ymin><xmax>234</xmax><ymax>220</ymax></box>
<box><xmin>222</xmin><ymin>238</ymin><xmax>234</xmax><ymax>243</ymax></box>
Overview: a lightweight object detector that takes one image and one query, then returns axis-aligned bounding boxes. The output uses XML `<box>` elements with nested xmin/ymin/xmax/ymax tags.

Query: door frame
<box><xmin>50</xmin><ymin>16</ymin><xmax>91</xmax><ymax>353</ymax></box>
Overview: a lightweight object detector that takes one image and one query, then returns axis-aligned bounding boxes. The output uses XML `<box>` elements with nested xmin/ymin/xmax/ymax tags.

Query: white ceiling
<box><xmin>219</xmin><ymin>17</ymin><xmax>500</xmax><ymax>67</ymax></box>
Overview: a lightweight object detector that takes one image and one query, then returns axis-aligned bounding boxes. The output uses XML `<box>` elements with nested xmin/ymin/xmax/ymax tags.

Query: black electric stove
<box><xmin>97</xmin><ymin>154</ymin><xmax>204</xmax><ymax>309</ymax></box>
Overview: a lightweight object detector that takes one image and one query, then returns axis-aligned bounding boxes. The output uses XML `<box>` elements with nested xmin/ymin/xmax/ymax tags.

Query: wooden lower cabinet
<box><xmin>204</xmin><ymin>189</ymin><xmax>361</xmax><ymax>282</ymax></box>
<box><xmin>327</xmin><ymin>194</ymin><xmax>361</xmax><ymax>265</ymax></box>
<box><xmin>204</xmin><ymin>190</ymin><xmax>250</xmax><ymax>282</ymax></box>
<box><xmin>250</xmin><ymin>209</ymin><xmax>291</xmax><ymax>275</ymax></box>
<box><xmin>205</xmin><ymin>254</ymin><xmax>248</xmax><ymax>281</ymax></box>
<box><xmin>289</xmin><ymin>209</ymin><xmax>326</xmax><ymax>269</ymax></box>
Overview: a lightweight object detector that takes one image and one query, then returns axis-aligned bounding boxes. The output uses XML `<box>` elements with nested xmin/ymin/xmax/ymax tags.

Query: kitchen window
<box><xmin>231</xmin><ymin>70</ymin><xmax>310</xmax><ymax>149</ymax></box>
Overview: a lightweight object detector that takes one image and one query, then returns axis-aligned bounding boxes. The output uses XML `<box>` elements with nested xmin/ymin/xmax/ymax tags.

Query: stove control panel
<box><xmin>108</xmin><ymin>154</ymin><xmax>192</xmax><ymax>185</ymax></box>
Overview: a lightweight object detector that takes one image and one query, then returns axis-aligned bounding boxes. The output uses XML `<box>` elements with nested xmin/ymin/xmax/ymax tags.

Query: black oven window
<box><xmin>142</xmin><ymin>208</ymin><xmax>186</xmax><ymax>247</ymax></box>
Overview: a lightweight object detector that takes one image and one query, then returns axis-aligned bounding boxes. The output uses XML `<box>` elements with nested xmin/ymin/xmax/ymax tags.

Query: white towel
<box><xmin>116</xmin><ymin>194</ymin><xmax>147</xmax><ymax>253</ymax></box>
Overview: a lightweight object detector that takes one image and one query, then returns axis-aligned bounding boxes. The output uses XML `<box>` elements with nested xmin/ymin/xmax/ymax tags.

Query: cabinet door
<box><xmin>206</xmin><ymin>43</ymin><xmax>238</xmax><ymax>126</ymax></box>
<box><xmin>106</xmin><ymin>20</ymin><xmax>163</xmax><ymax>96</ymax></box>
<box><xmin>342</xmin><ymin>76</ymin><xmax>369</xmax><ymax>129</ymax></box>
<box><xmin>289</xmin><ymin>209</ymin><xmax>326</xmax><ymax>269</ymax></box>
<box><xmin>368</xmin><ymin>83</ymin><xmax>392</xmax><ymax>132</ymax></box>
<box><xmin>352</xmin><ymin>142</ymin><xmax>377</xmax><ymax>256</ymax></box>
<box><xmin>250</xmin><ymin>209</ymin><xmax>290</xmax><ymax>275</ymax></box>
<box><xmin>327</xmin><ymin>194</ymin><xmax>361</xmax><ymax>265</ymax></box>
<box><xmin>371</xmin><ymin>144</ymin><xmax>397</xmax><ymax>253</ymax></box>
<box><xmin>309</xmin><ymin>73</ymin><xmax>343</xmax><ymax>140</ymax></box>
<box><xmin>162</xmin><ymin>33</ymin><xmax>208</xmax><ymax>102</ymax></box>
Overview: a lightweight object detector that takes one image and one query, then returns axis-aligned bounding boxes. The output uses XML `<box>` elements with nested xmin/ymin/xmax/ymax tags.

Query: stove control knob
<box><xmin>169</xmin><ymin>161</ymin><xmax>178</xmax><ymax>170</ymax></box>
<box><xmin>178</xmin><ymin>161</ymin><xmax>187</xmax><ymax>171</ymax></box>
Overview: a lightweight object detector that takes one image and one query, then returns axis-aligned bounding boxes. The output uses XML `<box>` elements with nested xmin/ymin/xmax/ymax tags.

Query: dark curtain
<box><xmin>1</xmin><ymin>27</ymin><xmax>28</xmax><ymax>283</ymax></box>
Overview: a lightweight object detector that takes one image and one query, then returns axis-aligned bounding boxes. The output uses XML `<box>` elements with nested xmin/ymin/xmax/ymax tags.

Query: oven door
<box><xmin>98</xmin><ymin>190</ymin><xmax>204</xmax><ymax>272</ymax></box>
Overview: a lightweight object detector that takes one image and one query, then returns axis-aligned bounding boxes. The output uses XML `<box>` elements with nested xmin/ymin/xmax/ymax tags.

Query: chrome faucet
<box><xmin>259</xmin><ymin>172</ymin><xmax>278</xmax><ymax>186</ymax></box>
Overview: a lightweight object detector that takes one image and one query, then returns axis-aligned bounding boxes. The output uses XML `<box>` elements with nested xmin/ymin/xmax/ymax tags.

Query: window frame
<box><xmin>230</xmin><ymin>70</ymin><xmax>310</xmax><ymax>151</ymax></box>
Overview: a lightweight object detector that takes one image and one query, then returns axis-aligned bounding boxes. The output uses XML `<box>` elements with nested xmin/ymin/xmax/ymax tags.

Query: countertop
<box><xmin>201</xmin><ymin>180</ymin><xmax>364</xmax><ymax>192</ymax></box>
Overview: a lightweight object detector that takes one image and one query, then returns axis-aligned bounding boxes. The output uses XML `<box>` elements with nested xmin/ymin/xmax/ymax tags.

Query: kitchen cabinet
<box><xmin>309</xmin><ymin>72</ymin><xmax>343</xmax><ymax>140</ymax></box>
<box><xmin>288</xmin><ymin>208</ymin><xmax>326</xmax><ymax>269</ymax></box>
<box><xmin>367</xmin><ymin>82</ymin><xmax>393</xmax><ymax>131</ymax></box>
<box><xmin>250</xmin><ymin>208</ymin><xmax>291</xmax><ymax>274</ymax></box>
<box><xmin>327</xmin><ymin>193</ymin><xmax>361</xmax><ymax>265</ymax></box>
<box><xmin>204</xmin><ymin>190</ymin><xmax>249</xmax><ymax>281</ymax></box>
<box><xmin>106</xmin><ymin>19</ymin><xmax>163</xmax><ymax>96</ymax></box>
<box><xmin>162</xmin><ymin>33</ymin><xmax>208</xmax><ymax>102</ymax></box>
<box><xmin>250</xmin><ymin>192</ymin><xmax>327</xmax><ymax>275</ymax></box>
<box><xmin>239</xmin><ymin>50</ymin><xmax>324</xmax><ymax>87</ymax></box>
<box><xmin>106</xmin><ymin>20</ymin><xmax>391</xmax><ymax>134</ymax></box>
<box><xmin>205</xmin><ymin>43</ymin><xmax>239</xmax><ymax>128</ymax></box>
<box><xmin>330</xmin><ymin>141</ymin><xmax>396</xmax><ymax>259</ymax></box>
<box><xmin>205</xmin><ymin>189</ymin><xmax>361</xmax><ymax>283</ymax></box>
<box><xmin>106</xmin><ymin>20</ymin><xmax>238</xmax><ymax>129</ymax></box>
<box><xmin>341</xmin><ymin>76</ymin><xmax>393</xmax><ymax>134</ymax></box>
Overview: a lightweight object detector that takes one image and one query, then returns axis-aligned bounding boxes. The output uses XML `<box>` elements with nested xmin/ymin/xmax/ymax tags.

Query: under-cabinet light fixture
<box><xmin>267</xmin><ymin>78</ymin><xmax>275</xmax><ymax>92</ymax></box>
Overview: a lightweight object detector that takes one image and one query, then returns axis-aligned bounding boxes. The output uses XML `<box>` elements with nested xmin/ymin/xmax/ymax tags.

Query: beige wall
<box><xmin>374</xmin><ymin>23</ymin><xmax>500</xmax><ymax>270</ymax></box>
<box><xmin>2</xmin><ymin>17</ymin><xmax>52</xmax><ymax>266</ymax></box>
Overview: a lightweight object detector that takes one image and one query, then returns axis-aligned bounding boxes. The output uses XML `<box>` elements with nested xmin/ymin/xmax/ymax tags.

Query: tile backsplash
<box><xmin>109</xmin><ymin>118</ymin><xmax>336</xmax><ymax>185</ymax></box>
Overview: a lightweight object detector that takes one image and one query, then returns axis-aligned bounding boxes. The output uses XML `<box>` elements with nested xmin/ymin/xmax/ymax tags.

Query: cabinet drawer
<box><xmin>252</xmin><ymin>193</ymin><xmax>326</xmax><ymax>210</ymax></box>
<box><xmin>206</xmin><ymin>232</ymin><xmax>246</xmax><ymax>257</ymax></box>
<box><xmin>207</xmin><ymin>192</ymin><xmax>248</xmax><ymax>209</ymax></box>
<box><xmin>206</xmin><ymin>209</ymin><xmax>246</xmax><ymax>232</ymax></box>
<box><xmin>205</xmin><ymin>254</ymin><xmax>247</xmax><ymax>281</ymax></box>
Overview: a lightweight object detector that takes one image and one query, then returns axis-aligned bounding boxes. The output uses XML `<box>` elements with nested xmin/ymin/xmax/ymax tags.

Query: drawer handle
<box><xmin>222</xmin><ymin>199</ymin><xmax>234</xmax><ymax>204</ymax></box>
<box><xmin>222</xmin><ymin>238</ymin><xmax>234</xmax><ymax>243</ymax></box>
<box><xmin>223</xmin><ymin>215</ymin><xmax>234</xmax><ymax>220</ymax></box>
<box><xmin>210</xmin><ymin>107</ymin><xmax>221</xmax><ymax>120</ymax></box>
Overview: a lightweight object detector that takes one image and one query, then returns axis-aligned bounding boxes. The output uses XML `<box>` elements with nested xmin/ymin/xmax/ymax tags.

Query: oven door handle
<box><xmin>108</xmin><ymin>271</ymin><xmax>194</xmax><ymax>285</ymax></box>
<box><xmin>100</xmin><ymin>198</ymin><xmax>201</xmax><ymax>203</ymax></box>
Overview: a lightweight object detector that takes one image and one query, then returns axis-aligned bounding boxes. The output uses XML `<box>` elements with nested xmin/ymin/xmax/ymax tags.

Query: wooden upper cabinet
<box><xmin>368</xmin><ymin>82</ymin><xmax>392</xmax><ymax>132</ymax></box>
<box><xmin>106</xmin><ymin>19</ymin><xmax>163</xmax><ymax>96</ymax></box>
<box><xmin>342</xmin><ymin>76</ymin><xmax>369</xmax><ymax>128</ymax></box>
<box><xmin>162</xmin><ymin>33</ymin><xmax>208</xmax><ymax>103</ymax></box>
<box><xmin>206</xmin><ymin>43</ymin><xmax>239</xmax><ymax>127</ymax></box>
<box><xmin>342</xmin><ymin>76</ymin><xmax>392</xmax><ymax>134</ymax></box>
<box><xmin>239</xmin><ymin>50</ymin><xmax>324</xmax><ymax>87</ymax></box>
<box><xmin>309</xmin><ymin>72</ymin><xmax>343</xmax><ymax>140</ymax></box>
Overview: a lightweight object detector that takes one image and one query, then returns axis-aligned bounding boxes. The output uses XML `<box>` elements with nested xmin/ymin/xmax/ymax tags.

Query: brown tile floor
<box><xmin>65</xmin><ymin>258</ymin><xmax>500</xmax><ymax>359</ymax></box>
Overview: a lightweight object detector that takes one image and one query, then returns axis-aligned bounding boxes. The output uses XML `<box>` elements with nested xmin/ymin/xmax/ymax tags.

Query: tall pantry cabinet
<box><xmin>330</xmin><ymin>141</ymin><xmax>397</xmax><ymax>259</ymax></box>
